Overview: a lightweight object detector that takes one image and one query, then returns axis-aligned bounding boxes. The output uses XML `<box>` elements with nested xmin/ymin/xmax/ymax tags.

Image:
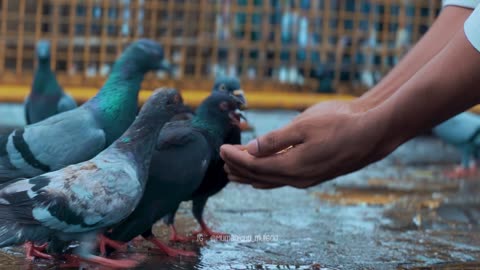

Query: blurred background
<box><xmin>0</xmin><ymin>0</ymin><xmax>440</xmax><ymax>95</ymax></box>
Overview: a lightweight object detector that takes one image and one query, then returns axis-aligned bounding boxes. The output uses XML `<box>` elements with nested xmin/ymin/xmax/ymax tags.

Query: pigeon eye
<box><xmin>219</xmin><ymin>84</ymin><xmax>226</xmax><ymax>92</ymax></box>
<box><xmin>167</xmin><ymin>94</ymin><xmax>181</xmax><ymax>105</ymax></box>
<box><xmin>173</xmin><ymin>94</ymin><xmax>181</xmax><ymax>104</ymax></box>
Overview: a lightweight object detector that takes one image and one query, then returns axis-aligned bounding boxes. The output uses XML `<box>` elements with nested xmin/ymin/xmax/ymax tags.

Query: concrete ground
<box><xmin>1</xmin><ymin>107</ymin><xmax>480</xmax><ymax>269</ymax></box>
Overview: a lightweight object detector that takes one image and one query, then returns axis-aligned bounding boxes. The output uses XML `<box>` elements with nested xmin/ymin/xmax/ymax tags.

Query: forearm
<box><xmin>353</xmin><ymin>6</ymin><xmax>473</xmax><ymax>111</ymax></box>
<box><xmin>371</xmin><ymin>27</ymin><xmax>480</xmax><ymax>154</ymax></box>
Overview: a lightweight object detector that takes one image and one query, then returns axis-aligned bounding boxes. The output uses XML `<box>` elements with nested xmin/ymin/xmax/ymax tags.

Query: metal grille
<box><xmin>0</xmin><ymin>0</ymin><xmax>441</xmax><ymax>93</ymax></box>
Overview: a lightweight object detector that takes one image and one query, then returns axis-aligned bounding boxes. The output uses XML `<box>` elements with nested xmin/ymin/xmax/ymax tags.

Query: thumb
<box><xmin>246</xmin><ymin>122</ymin><xmax>304</xmax><ymax>157</ymax></box>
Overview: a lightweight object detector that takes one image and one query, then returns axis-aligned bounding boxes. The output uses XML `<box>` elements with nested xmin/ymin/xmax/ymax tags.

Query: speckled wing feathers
<box><xmin>0</xmin><ymin>152</ymin><xmax>141</xmax><ymax>237</ymax></box>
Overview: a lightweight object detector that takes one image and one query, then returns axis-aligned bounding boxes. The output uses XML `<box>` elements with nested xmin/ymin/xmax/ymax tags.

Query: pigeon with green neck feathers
<box><xmin>0</xmin><ymin>88</ymin><xmax>184</xmax><ymax>269</ymax></box>
<box><xmin>0</xmin><ymin>39</ymin><xmax>169</xmax><ymax>182</ymax></box>
<box><xmin>105</xmin><ymin>91</ymin><xmax>245</xmax><ymax>257</ymax></box>
<box><xmin>170</xmin><ymin>76</ymin><xmax>246</xmax><ymax>121</ymax></box>
<box><xmin>164</xmin><ymin>76</ymin><xmax>247</xmax><ymax>242</ymax></box>
<box><xmin>25</xmin><ymin>40</ymin><xmax>77</xmax><ymax>124</ymax></box>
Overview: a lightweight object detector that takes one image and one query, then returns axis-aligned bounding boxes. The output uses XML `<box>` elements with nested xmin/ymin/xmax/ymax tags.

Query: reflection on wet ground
<box><xmin>1</xmin><ymin>108</ymin><xmax>480</xmax><ymax>269</ymax></box>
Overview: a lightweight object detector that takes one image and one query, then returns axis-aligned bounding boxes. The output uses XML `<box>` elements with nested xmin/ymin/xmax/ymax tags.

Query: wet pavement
<box><xmin>1</xmin><ymin>107</ymin><xmax>480</xmax><ymax>269</ymax></box>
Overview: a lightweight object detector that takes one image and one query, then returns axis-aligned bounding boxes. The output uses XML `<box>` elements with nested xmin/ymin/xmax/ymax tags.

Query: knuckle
<box><xmin>294</xmin><ymin>119</ymin><xmax>308</xmax><ymax>130</ymax></box>
<box><xmin>294</xmin><ymin>119</ymin><xmax>311</xmax><ymax>133</ymax></box>
<box><xmin>263</xmin><ymin>133</ymin><xmax>279</xmax><ymax>150</ymax></box>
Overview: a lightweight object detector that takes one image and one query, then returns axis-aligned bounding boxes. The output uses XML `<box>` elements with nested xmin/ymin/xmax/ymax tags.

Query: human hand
<box><xmin>220</xmin><ymin>107</ymin><xmax>397</xmax><ymax>189</ymax></box>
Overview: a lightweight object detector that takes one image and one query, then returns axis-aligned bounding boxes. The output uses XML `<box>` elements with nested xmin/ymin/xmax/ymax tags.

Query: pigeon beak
<box><xmin>37</xmin><ymin>48</ymin><xmax>49</xmax><ymax>59</ymax></box>
<box><xmin>231</xmin><ymin>89</ymin><xmax>247</xmax><ymax>110</ymax></box>
<box><xmin>158</xmin><ymin>59</ymin><xmax>173</xmax><ymax>74</ymax></box>
<box><xmin>237</xmin><ymin>110</ymin><xmax>248</xmax><ymax>121</ymax></box>
<box><xmin>36</xmin><ymin>42</ymin><xmax>50</xmax><ymax>59</ymax></box>
<box><xmin>229</xmin><ymin>109</ymin><xmax>245</xmax><ymax>127</ymax></box>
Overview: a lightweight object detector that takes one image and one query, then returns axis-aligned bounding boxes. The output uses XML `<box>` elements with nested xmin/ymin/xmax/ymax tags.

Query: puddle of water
<box><xmin>315</xmin><ymin>188</ymin><xmax>407</xmax><ymax>206</ymax></box>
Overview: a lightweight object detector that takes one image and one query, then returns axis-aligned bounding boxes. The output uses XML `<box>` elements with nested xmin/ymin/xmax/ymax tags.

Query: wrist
<box><xmin>350</xmin><ymin>95</ymin><xmax>377</xmax><ymax>113</ymax></box>
<box><xmin>357</xmin><ymin>106</ymin><xmax>407</xmax><ymax>161</ymax></box>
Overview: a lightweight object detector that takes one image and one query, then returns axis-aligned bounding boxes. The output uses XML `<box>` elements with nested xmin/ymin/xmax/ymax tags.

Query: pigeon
<box><xmin>433</xmin><ymin>111</ymin><xmax>480</xmax><ymax>178</ymax></box>
<box><xmin>0</xmin><ymin>88</ymin><xmax>183</xmax><ymax>268</ymax></box>
<box><xmin>25</xmin><ymin>40</ymin><xmax>77</xmax><ymax>124</ymax></box>
<box><xmin>0</xmin><ymin>39</ymin><xmax>169</xmax><ymax>182</ymax></box>
<box><xmin>163</xmin><ymin>76</ymin><xmax>247</xmax><ymax>242</ymax></box>
<box><xmin>170</xmin><ymin>76</ymin><xmax>246</xmax><ymax>121</ymax></box>
<box><xmin>105</xmin><ymin>91</ymin><xmax>245</xmax><ymax>257</ymax></box>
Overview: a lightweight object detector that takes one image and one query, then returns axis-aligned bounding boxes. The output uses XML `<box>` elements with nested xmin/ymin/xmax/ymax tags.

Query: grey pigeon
<box><xmin>0</xmin><ymin>88</ymin><xmax>183</xmax><ymax>268</ymax></box>
<box><xmin>25</xmin><ymin>40</ymin><xmax>77</xmax><ymax>125</ymax></box>
<box><xmin>433</xmin><ymin>111</ymin><xmax>480</xmax><ymax>178</ymax></box>
<box><xmin>0</xmin><ymin>39</ymin><xmax>169</xmax><ymax>182</ymax></box>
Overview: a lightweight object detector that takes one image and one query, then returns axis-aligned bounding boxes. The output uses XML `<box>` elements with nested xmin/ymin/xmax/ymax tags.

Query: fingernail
<box><xmin>246</xmin><ymin>139</ymin><xmax>259</xmax><ymax>155</ymax></box>
<box><xmin>219</xmin><ymin>145</ymin><xmax>227</xmax><ymax>159</ymax></box>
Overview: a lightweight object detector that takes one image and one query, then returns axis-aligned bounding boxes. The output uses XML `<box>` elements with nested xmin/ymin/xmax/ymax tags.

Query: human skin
<box><xmin>220</xmin><ymin>6</ymin><xmax>480</xmax><ymax>189</ymax></box>
<box><xmin>297</xmin><ymin>6</ymin><xmax>472</xmax><ymax>120</ymax></box>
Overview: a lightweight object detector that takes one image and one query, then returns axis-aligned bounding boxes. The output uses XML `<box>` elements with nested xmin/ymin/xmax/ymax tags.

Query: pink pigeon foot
<box><xmin>24</xmin><ymin>242</ymin><xmax>53</xmax><ymax>261</ymax></box>
<box><xmin>146</xmin><ymin>236</ymin><xmax>196</xmax><ymax>257</ymax></box>
<box><xmin>98</xmin><ymin>235</ymin><xmax>128</xmax><ymax>256</ymax></box>
<box><xmin>192</xmin><ymin>221</ymin><xmax>230</xmax><ymax>242</ymax></box>
<box><xmin>168</xmin><ymin>225</ymin><xmax>192</xmax><ymax>243</ymax></box>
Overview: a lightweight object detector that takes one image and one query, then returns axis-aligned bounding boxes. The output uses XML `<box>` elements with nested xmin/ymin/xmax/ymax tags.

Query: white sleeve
<box><xmin>443</xmin><ymin>0</ymin><xmax>479</xmax><ymax>8</ymax></box>
<box><xmin>465</xmin><ymin>5</ymin><xmax>480</xmax><ymax>52</ymax></box>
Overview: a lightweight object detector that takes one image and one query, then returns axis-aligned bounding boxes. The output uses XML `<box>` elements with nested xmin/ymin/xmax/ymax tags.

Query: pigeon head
<box><xmin>116</xmin><ymin>88</ymin><xmax>183</xmax><ymax>146</ymax></box>
<box><xmin>36</xmin><ymin>40</ymin><xmax>51</xmax><ymax>61</ymax></box>
<box><xmin>122</xmin><ymin>39</ymin><xmax>170</xmax><ymax>73</ymax></box>
<box><xmin>139</xmin><ymin>88</ymin><xmax>184</xmax><ymax>121</ymax></box>
<box><xmin>212</xmin><ymin>76</ymin><xmax>247</xmax><ymax>108</ymax></box>
<box><xmin>196</xmin><ymin>91</ymin><xmax>246</xmax><ymax>129</ymax></box>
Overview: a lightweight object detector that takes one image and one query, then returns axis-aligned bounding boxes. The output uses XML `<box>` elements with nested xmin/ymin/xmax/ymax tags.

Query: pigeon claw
<box><xmin>192</xmin><ymin>221</ymin><xmax>231</xmax><ymax>242</ymax></box>
<box><xmin>168</xmin><ymin>225</ymin><xmax>192</xmax><ymax>243</ymax></box>
<box><xmin>146</xmin><ymin>236</ymin><xmax>196</xmax><ymax>257</ymax></box>
<box><xmin>169</xmin><ymin>234</ymin><xmax>192</xmax><ymax>243</ymax></box>
<box><xmin>24</xmin><ymin>242</ymin><xmax>53</xmax><ymax>261</ymax></box>
<box><xmin>98</xmin><ymin>235</ymin><xmax>127</xmax><ymax>256</ymax></box>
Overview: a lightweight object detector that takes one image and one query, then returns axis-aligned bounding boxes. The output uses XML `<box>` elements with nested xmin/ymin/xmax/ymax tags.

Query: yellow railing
<box><xmin>0</xmin><ymin>84</ymin><xmax>354</xmax><ymax>110</ymax></box>
<box><xmin>5</xmin><ymin>85</ymin><xmax>480</xmax><ymax>113</ymax></box>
